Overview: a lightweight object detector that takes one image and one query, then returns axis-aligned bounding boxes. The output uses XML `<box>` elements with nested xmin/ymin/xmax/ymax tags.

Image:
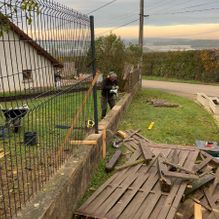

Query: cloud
<box><xmin>96</xmin><ymin>23</ymin><xmax>219</xmax><ymax>40</ymax></box>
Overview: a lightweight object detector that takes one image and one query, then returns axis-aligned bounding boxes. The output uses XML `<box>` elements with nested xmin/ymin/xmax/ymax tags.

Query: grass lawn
<box><xmin>79</xmin><ymin>88</ymin><xmax>219</xmax><ymax>206</ymax></box>
<box><xmin>143</xmin><ymin>75</ymin><xmax>219</xmax><ymax>86</ymax></box>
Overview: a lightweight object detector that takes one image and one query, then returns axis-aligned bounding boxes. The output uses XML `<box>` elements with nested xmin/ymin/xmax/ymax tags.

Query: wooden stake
<box><xmin>57</xmin><ymin>72</ymin><xmax>100</xmax><ymax>158</ymax></box>
<box><xmin>102</xmin><ymin>126</ymin><xmax>106</xmax><ymax>159</ymax></box>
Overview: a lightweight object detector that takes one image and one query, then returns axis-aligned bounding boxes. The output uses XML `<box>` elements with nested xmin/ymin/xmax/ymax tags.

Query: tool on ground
<box><xmin>86</xmin><ymin>120</ymin><xmax>95</xmax><ymax>128</ymax></box>
<box><xmin>148</xmin><ymin>121</ymin><xmax>155</xmax><ymax>130</ymax></box>
<box><xmin>112</xmin><ymin>129</ymin><xmax>141</xmax><ymax>148</ymax></box>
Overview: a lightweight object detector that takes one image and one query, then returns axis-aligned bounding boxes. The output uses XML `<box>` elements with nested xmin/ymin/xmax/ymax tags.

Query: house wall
<box><xmin>0</xmin><ymin>30</ymin><xmax>56</xmax><ymax>92</ymax></box>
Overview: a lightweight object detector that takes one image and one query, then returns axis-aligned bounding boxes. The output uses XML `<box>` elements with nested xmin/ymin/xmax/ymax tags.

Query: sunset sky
<box><xmin>60</xmin><ymin>0</ymin><xmax>219</xmax><ymax>40</ymax></box>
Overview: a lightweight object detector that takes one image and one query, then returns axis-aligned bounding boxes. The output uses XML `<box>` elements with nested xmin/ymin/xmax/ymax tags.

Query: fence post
<box><xmin>90</xmin><ymin>15</ymin><xmax>99</xmax><ymax>134</ymax></box>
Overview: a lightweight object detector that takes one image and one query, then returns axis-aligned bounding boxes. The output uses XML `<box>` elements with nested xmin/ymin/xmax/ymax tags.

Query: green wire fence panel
<box><xmin>0</xmin><ymin>0</ymin><xmax>97</xmax><ymax>218</ymax></box>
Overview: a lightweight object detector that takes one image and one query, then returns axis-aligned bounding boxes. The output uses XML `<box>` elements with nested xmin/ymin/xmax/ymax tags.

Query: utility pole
<box><xmin>139</xmin><ymin>0</ymin><xmax>144</xmax><ymax>50</ymax></box>
<box><xmin>139</xmin><ymin>0</ymin><xmax>149</xmax><ymax>86</ymax></box>
<box><xmin>138</xmin><ymin>0</ymin><xmax>144</xmax><ymax>87</ymax></box>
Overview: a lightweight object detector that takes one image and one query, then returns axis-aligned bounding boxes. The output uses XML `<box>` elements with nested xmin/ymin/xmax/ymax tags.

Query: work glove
<box><xmin>109</xmin><ymin>86</ymin><xmax>119</xmax><ymax>96</ymax></box>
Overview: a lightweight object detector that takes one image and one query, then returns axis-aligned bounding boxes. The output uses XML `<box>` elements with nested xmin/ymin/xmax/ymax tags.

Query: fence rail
<box><xmin>0</xmin><ymin>0</ymin><xmax>96</xmax><ymax>218</ymax></box>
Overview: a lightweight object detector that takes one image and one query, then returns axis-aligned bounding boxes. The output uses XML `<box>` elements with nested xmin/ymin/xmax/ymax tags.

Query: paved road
<box><xmin>142</xmin><ymin>80</ymin><xmax>219</xmax><ymax>99</ymax></box>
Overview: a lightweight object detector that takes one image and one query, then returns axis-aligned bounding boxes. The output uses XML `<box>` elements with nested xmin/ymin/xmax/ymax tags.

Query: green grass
<box><xmin>119</xmin><ymin>89</ymin><xmax>219</xmax><ymax>145</ymax></box>
<box><xmin>143</xmin><ymin>75</ymin><xmax>219</xmax><ymax>86</ymax></box>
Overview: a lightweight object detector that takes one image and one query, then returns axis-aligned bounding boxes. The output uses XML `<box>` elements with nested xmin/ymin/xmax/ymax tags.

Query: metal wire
<box><xmin>0</xmin><ymin>0</ymin><xmax>96</xmax><ymax>218</ymax></box>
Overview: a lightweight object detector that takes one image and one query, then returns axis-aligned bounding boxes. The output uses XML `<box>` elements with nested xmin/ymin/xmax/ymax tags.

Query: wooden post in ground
<box><xmin>102</xmin><ymin>126</ymin><xmax>106</xmax><ymax>159</ymax></box>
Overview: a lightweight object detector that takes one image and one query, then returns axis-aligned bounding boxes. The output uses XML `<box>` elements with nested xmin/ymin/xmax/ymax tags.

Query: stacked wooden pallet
<box><xmin>197</xmin><ymin>93</ymin><xmax>219</xmax><ymax>115</ymax></box>
<box><xmin>75</xmin><ymin>130</ymin><xmax>219</xmax><ymax>219</ymax></box>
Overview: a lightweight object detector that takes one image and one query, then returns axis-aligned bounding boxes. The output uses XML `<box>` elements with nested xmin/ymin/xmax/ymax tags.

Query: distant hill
<box><xmin>124</xmin><ymin>38</ymin><xmax>219</xmax><ymax>51</ymax></box>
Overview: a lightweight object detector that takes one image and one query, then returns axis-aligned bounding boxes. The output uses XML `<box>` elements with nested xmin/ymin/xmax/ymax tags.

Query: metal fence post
<box><xmin>90</xmin><ymin>16</ymin><xmax>99</xmax><ymax>134</ymax></box>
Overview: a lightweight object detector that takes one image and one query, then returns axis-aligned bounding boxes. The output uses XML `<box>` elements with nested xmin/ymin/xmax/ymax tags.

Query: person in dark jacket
<box><xmin>101</xmin><ymin>71</ymin><xmax>119</xmax><ymax>119</ymax></box>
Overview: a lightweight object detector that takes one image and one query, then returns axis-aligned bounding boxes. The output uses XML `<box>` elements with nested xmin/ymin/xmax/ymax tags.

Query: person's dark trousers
<box><xmin>101</xmin><ymin>95</ymin><xmax>116</xmax><ymax>119</ymax></box>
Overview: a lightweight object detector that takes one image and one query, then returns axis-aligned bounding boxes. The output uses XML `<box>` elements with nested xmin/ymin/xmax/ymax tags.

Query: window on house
<box><xmin>22</xmin><ymin>69</ymin><xmax>32</xmax><ymax>82</ymax></box>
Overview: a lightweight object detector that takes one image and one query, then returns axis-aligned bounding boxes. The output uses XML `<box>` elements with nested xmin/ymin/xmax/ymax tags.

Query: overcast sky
<box><xmin>60</xmin><ymin>0</ymin><xmax>219</xmax><ymax>39</ymax></box>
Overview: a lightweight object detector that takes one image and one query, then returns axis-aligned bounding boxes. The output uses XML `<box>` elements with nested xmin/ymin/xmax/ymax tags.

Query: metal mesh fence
<box><xmin>0</xmin><ymin>0</ymin><xmax>97</xmax><ymax>218</ymax></box>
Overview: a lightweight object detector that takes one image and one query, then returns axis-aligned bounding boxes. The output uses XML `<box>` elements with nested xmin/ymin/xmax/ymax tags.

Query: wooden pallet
<box><xmin>75</xmin><ymin>131</ymin><xmax>200</xmax><ymax>219</ymax></box>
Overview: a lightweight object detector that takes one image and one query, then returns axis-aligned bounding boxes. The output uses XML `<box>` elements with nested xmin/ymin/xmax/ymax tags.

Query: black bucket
<box><xmin>24</xmin><ymin>132</ymin><xmax>37</xmax><ymax>146</ymax></box>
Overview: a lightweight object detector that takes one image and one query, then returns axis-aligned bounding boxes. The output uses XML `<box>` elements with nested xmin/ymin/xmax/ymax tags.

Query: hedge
<box><xmin>143</xmin><ymin>50</ymin><xmax>219</xmax><ymax>82</ymax></box>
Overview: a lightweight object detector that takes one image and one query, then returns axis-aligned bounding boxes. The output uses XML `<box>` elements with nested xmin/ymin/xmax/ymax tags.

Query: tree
<box><xmin>95</xmin><ymin>33</ymin><xmax>141</xmax><ymax>88</ymax></box>
<box><xmin>95</xmin><ymin>34</ymin><xmax>126</xmax><ymax>80</ymax></box>
<box><xmin>0</xmin><ymin>0</ymin><xmax>39</xmax><ymax>36</ymax></box>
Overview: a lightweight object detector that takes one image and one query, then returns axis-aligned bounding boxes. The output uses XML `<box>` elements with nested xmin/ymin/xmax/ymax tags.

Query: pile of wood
<box><xmin>75</xmin><ymin>130</ymin><xmax>219</xmax><ymax>219</ymax></box>
<box><xmin>147</xmin><ymin>99</ymin><xmax>179</xmax><ymax>108</ymax></box>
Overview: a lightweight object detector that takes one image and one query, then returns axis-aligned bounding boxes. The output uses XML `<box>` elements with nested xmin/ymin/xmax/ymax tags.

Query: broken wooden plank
<box><xmin>210</xmin><ymin>168</ymin><xmax>219</xmax><ymax>195</ymax></box>
<box><xmin>158</xmin><ymin>150</ymin><xmax>198</xmax><ymax>219</ymax></box>
<box><xmin>139</xmin><ymin>140</ymin><xmax>154</xmax><ymax>164</ymax></box>
<box><xmin>194</xmin><ymin>202</ymin><xmax>203</xmax><ymax>219</ymax></box>
<box><xmin>194</xmin><ymin>156</ymin><xmax>212</xmax><ymax>173</ymax></box>
<box><xmin>203</xmin><ymin>188</ymin><xmax>219</xmax><ymax>219</ymax></box>
<box><xmin>157</xmin><ymin>156</ymin><xmax>172</xmax><ymax>193</ymax></box>
<box><xmin>105</xmin><ymin>150</ymin><xmax>122</xmax><ymax>172</ymax></box>
<box><xmin>163</xmin><ymin>159</ymin><xmax>195</xmax><ymax>174</ymax></box>
<box><xmin>184</xmin><ymin>174</ymin><xmax>215</xmax><ymax>196</ymax></box>
<box><xmin>115</xmin><ymin>159</ymin><xmax>144</xmax><ymax>171</ymax></box>
<box><xmin>165</xmin><ymin>171</ymin><xmax>199</xmax><ymax>180</ymax></box>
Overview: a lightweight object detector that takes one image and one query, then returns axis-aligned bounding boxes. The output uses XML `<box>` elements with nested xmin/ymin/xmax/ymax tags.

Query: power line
<box><xmin>96</xmin><ymin>18</ymin><xmax>139</xmax><ymax>36</ymax></box>
<box><xmin>87</xmin><ymin>0</ymin><xmax>118</xmax><ymax>15</ymax></box>
<box><xmin>151</xmin><ymin>7</ymin><xmax>219</xmax><ymax>16</ymax></box>
<box><xmin>178</xmin><ymin>0</ymin><xmax>219</xmax><ymax>11</ymax></box>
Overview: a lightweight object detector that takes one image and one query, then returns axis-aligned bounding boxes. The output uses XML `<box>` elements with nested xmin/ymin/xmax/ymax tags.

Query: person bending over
<box><xmin>101</xmin><ymin>71</ymin><xmax>119</xmax><ymax>119</ymax></box>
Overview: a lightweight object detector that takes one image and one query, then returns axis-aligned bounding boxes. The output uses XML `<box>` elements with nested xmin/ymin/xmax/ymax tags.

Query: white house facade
<box><xmin>0</xmin><ymin>20</ymin><xmax>63</xmax><ymax>93</ymax></box>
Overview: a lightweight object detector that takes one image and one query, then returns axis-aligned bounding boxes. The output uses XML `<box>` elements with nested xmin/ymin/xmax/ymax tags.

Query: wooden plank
<box><xmin>123</xmin><ymin>142</ymin><xmax>136</xmax><ymax>153</ymax></box>
<box><xmin>106</xmin><ymin>172</ymin><xmax>149</xmax><ymax>219</ymax></box>
<box><xmin>166</xmin><ymin>150</ymin><xmax>200</xmax><ymax>219</ymax></box>
<box><xmin>120</xmin><ymin>151</ymin><xmax>172</xmax><ymax>219</ymax></box>
<box><xmin>204</xmin><ymin>188</ymin><xmax>219</xmax><ymax>219</ymax></box>
<box><xmin>194</xmin><ymin>203</ymin><xmax>203</xmax><ymax>219</ymax></box>
<box><xmin>210</xmin><ymin>168</ymin><xmax>219</xmax><ymax>195</ymax></box>
<box><xmin>184</xmin><ymin>174</ymin><xmax>215</xmax><ymax>196</ymax></box>
<box><xmin>165</xmin><ymin>171</ymin><xmax>199</xmax><ymax>180</ymax></box>
<box><xmin>157</xmin><ymin>150</ymin><xmax>190</xmax><ymax>219</ymax></box>
<box><xmin>105</xmin><ymin>150</ymin><xmax>122</xmax><ymax>172</ymax></box>
<box><xmin>70</xmin><ymin>140</ymin><xmax>97</xmax><ymax>145</ymax></box>
<box><xmin>115</xmin><ymin>159</ymin><xmax>145</xmax><ymax>171</ymax></box>
<box><xmin>120</xmin><ymin>174</ymin><xmax>159</xmax><ymax>219</ymax></box>
<box><xmin>139</xmin><ymin>192</ymin><xmax>162</xmax><ymax>219</ymax></box>
<box><xmin>194</xmin><ymin>156</ymin><xmax>212</xmax><ymax>173</ymax></box>
<box><xmin>157</xmin><ymin>156</ymin><xmax>172</xmax><ymax>193</ymax></box>
<box><xmin>77</xmin><ymin>172</ymin><xmax>120</xmax><ymax>212</ymax></box>
<box><xmin>116</xmin><ymin>130</ymin><xmax>128</xmax><ymax>139</ymax></box>
<box><xmin>163</xmin><ymin>159</ymin><xmax>195</xmax><ymax>174</ymax></box>
<box><xmin>170</xmin><ymin>149</ymin><xmax>180</xmax><ymax>164</ymax></box>
<box><xmin>95</xmin><ymin>172</ymin><xmax>140</xmax><ymax>217</ymax></box>
<box><xmin>139</xmin><ymin>140</ymin><xmax>154</xmax><ymax>164</ymax></box>
<box><xmin>81</xmin><ymin>164</ymin><xmax>142</xmax><ymax>214</ymax></box>
<box><xmin>102</xmin><ymin>126</ymin><xmax>106</xmax><ymax>159</ymax></box>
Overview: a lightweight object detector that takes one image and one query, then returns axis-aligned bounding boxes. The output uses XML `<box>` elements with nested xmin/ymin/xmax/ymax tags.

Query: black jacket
<box><xmin>101</xmin><ymin>78</ymin><xmax>118</xmax><ymax>97</ymax></box>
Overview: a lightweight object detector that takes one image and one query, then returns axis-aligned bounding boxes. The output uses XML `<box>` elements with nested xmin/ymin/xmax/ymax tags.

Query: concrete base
<box><xmin>15</xmin><ymin>83</ymin><xmax>140</xmax><ymax>219</ymax></box>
